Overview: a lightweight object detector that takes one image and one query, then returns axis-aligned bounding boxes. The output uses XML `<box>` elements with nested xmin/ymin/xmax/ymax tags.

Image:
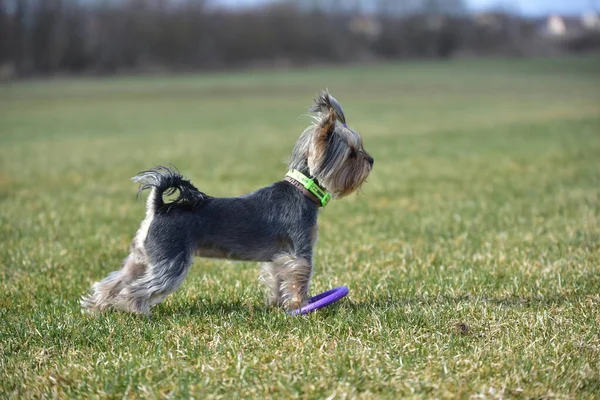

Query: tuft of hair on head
<box><xmin>310</xmin><ymin>90</ymin><xmax>346</xmax><ymax>125</ymax></box>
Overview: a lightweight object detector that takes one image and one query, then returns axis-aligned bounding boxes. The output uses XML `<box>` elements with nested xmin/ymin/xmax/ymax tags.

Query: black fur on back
<box><xmin>133</xmin><ymin>166</ymin><xmax>208</xmax><ymax>213</ymax></box>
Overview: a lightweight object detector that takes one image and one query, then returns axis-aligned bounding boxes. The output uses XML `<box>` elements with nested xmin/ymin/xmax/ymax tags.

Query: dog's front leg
<box><xmin>269</xmin><ymin>252</ymin><xmax>312</xmax><ymax>311</ymax></box>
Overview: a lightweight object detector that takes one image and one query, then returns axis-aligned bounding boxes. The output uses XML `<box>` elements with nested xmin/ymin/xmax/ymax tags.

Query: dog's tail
<box><xmin>132</xmin><ymin>166</ymin><xmax>208</xmax><ymax>215</ymax></box>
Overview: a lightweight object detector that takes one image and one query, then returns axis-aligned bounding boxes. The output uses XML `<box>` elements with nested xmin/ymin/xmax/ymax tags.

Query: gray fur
<box><xmin>310</xmin><ymin>89</ymin><xmax>347</xmax><ymax>124</ymax></box>
<box><xmin>81</xmin><ymin>90</ymin><xmax>373</xmax><ymax>316</ymax></box>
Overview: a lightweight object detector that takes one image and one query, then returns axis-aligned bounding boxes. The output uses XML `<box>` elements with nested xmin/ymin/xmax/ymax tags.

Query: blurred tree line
<box><xmin>0</xmin><ymin>0</ymin><xmax>555</xmax><ymax>77</ymax></box>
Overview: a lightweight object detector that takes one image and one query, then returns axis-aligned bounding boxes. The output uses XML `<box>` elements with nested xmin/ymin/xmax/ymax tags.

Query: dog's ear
<box><xmin>315</xmin><ymin>107</ymin><xmax>336</xmax><ymax>142</ymax></box>
<box><xmin>309</xmin><ymin>107</ymin><xmax>336</xmax><ymax>167</ymax></box>
<box><xmin>310</xmin><ymin>90</ymin><xmax>346</xmax><ymax>125</ymax></box>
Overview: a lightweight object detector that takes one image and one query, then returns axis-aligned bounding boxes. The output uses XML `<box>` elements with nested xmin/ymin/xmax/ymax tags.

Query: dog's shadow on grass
<box><xmin>160</xmin><ymin>297</ymin><xmax>350</xmax><ymax>319</ymax></box>
<box><xmin>159</xmin><ymin>298</ymin><xmax>278</xmax><ymax>319</ymax></box>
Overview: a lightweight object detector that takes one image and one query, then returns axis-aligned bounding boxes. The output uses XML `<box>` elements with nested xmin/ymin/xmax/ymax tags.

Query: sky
<box><xmin>468</xmin><ymin>0</ymin><xmax>597</xmax><ymax>15</ymax></box>
<box><xmin>217</xmin><ymin>0</ymin><xmax>599</xmax><ymax>16</ymax></box>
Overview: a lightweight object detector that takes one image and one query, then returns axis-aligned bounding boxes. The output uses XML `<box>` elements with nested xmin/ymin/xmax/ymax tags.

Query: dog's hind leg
<box><xmin>80</xmin><ymin>253</ymin><xmax>148</xmax><ymax>313</ymax></box>
<box><xmin>123</xmin><ymin>252</ymin><xmax>194</xmax><ymax>316</ymax></box>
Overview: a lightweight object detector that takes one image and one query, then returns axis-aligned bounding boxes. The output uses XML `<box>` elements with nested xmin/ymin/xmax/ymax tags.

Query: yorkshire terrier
<box><xmin>81</xmin><ymin>90</ymin><xmax>373</xmax><ymax>316</ymax></box>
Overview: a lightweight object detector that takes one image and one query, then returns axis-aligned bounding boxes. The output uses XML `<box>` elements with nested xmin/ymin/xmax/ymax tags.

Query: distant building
<box><xmin>546</xmin><ymin>15</ymin><xmax>567</xmax><ymax>36</ymax></box>
<box><xmin>540</xmin><ymin>13</ymin><xmax>599</xmax><ymax>38</ymax></box>
<box><xmin>474</xmin><ymin>12</ymin><xmax>504</xmax><ymax>32</ymax></box>
<box><xmin>581</xmin><ymin>11</ymin><xmax>600</xmax><ymax>31</ymax></box>
<box><xmin>348</xmin><ymin>15</ymin><xmax>382</xmax><ymax>40</ymax></box>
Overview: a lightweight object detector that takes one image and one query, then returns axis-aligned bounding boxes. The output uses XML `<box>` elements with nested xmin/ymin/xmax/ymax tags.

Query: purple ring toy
<box><xmin>288</xmin><ymin>286</ymin><xmax>349</xmax><ymax>316</ymax></box>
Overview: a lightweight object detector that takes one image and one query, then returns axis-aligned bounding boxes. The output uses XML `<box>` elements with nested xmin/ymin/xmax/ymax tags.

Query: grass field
<box><xmin>1</xmin><ymin>56</ymin><xmax>600</xmax><ymax>399</ymax></box>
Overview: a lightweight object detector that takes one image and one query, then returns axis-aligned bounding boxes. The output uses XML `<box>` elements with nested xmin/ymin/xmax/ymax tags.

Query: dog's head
<box><xmin>290</xmin><ymin>90</ymin><xmax>373</xmax><ymax>199</ymax></box>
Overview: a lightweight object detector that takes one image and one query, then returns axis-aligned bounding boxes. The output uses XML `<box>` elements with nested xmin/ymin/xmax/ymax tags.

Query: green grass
<box><xmin>1</xmin><ymin>56</ymin><xmax>600</xmax><ymax>399</ymax></box>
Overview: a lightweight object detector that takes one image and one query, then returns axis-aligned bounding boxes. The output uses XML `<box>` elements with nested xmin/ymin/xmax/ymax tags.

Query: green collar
<box><xmin>285</xmin><ymin>169</ymin><xmax>331</xmax><ymax>207</ymax></box>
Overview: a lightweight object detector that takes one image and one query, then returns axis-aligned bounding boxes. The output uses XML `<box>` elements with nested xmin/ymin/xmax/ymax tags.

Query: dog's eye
<box><xmin>349</xmin><ymin>149</ymin><xmax>357</xmax><ymax>158</ymax></box>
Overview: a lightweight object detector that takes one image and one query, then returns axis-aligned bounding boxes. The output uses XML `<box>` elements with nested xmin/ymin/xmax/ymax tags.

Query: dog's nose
<box><xmin>366</xmin><ymin>156</ymin><xmax>374</xmax><ymax>166</ymax></box>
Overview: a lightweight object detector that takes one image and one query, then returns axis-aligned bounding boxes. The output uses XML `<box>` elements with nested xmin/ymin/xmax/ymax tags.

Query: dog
<box><xmin>81</xmin><ymin>90</ymin><xmax>373</xmax><ymax>316</ymax></box>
